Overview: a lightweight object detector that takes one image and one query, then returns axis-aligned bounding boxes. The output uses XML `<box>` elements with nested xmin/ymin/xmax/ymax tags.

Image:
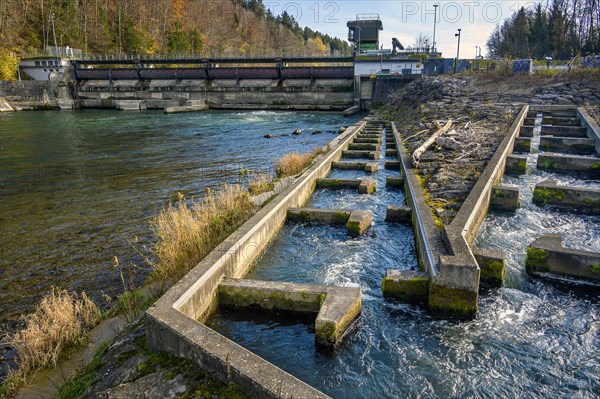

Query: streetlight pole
<box><xmin>358</xmin><ymin>27</ymin><xmax>361</xmax><ymax>55</ymax></box>
<box><xmin>432</xmin><ymin>4</ymin><xmax>438</xmax><ymax>53</ymax></box>
<box><xmin>454</xmin><ymin>28</ymin><xmax>461</xmax><ymax>74</ymax></box>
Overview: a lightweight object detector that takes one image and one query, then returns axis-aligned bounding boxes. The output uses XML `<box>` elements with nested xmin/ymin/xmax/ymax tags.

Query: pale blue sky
<box><xmin>265</xmin><ymin>0</ymin><xmax>542</xmax><ymax>57</ymax></box>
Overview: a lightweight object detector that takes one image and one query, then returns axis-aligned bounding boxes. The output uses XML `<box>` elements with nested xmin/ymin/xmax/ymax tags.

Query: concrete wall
<box><xmin>0</xmin><ymin>80</ymin><xmax>74</xmax><ymax>110</ymax></box>
<box><xmin>146</xmin><ymin>119</ymin><xmax>369</xmax><ymax>399</ymax></box>
<box><xmin>578</xmin><ymin>107</ymin><xmax>600</xmax><ymax>155</ymax></box>
<box><xmin>436</xmin><ymin>105</ymin><xmax>529</xmax><ymax>318</ymax></box>
<box><xmin>76</xmin><ymin>79</ymin><xmax>355</xmax><ymax>111</ymax></box>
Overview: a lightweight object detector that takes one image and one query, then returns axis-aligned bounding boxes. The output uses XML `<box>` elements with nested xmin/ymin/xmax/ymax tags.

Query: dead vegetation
<box><xmin>275</xmin><ymin>145</ymin><xmax>328</xmax><ymax>178</ymax></box>
<box><xmin>1</xmin><ymin>288</ymin><xmax>101</xmax><ymax>398</ymax></box>
<box><xmin>149</xmin><ymin>184</ymin><xmax>256</xmax><ymax>283</ymax></box>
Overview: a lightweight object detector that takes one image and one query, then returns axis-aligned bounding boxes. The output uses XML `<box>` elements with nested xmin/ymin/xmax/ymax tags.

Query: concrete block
<box><xmin>539</xmin><ymin>136</ymin><xmax>596</xmax><ymax>155</ymax></box>
<box><xmin>523</xmin><ymin>117</ymin><xmax>536</xmax><ymax>126</ymax></box>
<box><xmin>115</xmin><ymin>100</ymin><xmax>141</xmax><ymax>111</ymax></box>
<box><xmin>316</xmin><ymin>178</ymin><xmax>362</xmax><ymax>190</ymax></box>
<box><xmin>513</xmin><ymin>137</ymin><xmax>531</xmax><ymax>153</ymax></box>
<box><xmin>537</xmin><ymin>154</ymin><xmax>600</xmax><ymax>178</ymax></box>
<box><xmin>385</xmin><ymin>205</ymin><xmax>412</xmax><ymax>224</ymax></box>
<box><xmin>218</xmin><ymin>278</ymin><xmax>362</xmax><ymax>348</ymax></box>
<box><xmin>519</xmin><ymin>125</ymin><xmax>534</xmax><ymax>137</ymax></box>
<box><xmin>472</xmin><ymin>247</ymin><xmax>505</xmax><ymax>288</ymax></box>
<box><xmin>386</xmin><ymin>176</ymin><xmax>405</xmax><ymax>189</ymax></box>
<box><xmin>385</xmin><ymin>150</ymin><xmax>397</xmax><ymax>158</ymax></box>
<box><xmin>490</xmin><ymin>184</ymin><xmax>520</xmax><ymax>211</ymax></box>
<box><xmin>526</xmin><ymin>234</ymin><xmax>600</xmax><ymax>281</ymax></box>
<box><xmin>382</xmin><ymin>270</ymin><xmax>430</xmax><ymax>305</ymax></box>
<box><xmin>385</xmin><ymin>160</ymin><xmax>401</xmax><ymax>170</ymax></box>
<box><xmin>164</xmin><ymin>103</ymin><xmax>208</xmax><ymax>114</ymax></box>
<box><xmin>532</xmin><ymin>180</ymin><xmax>600</xmax><ymax>214</ymax></box>
<box><xmin>287</xmin><ymin>208</ymin><xmax>351</xmax><ymax>225</ymax></box>
<box><xmin>358</xmin><ymin>178</ymin><xmax>376</xmax><ymax>194</ymax></box>
<box><xmin>427</xmin><ymin>279</ymin><xmax>478</xmax><ymax>320</ymax></box>
<box><xmin>505</xmin><ymin>155</ymin><xmax>528</xmax><ymax>175</ymax></box>
<box><xmin>346</xmin><ymin>210</ymin><xmax>372</xmax><ymax>237</ymax></box>
<box><xmin>364</xmin><ymin>162</ymin><xmax>379</xmax><ymax>173</ymax></box>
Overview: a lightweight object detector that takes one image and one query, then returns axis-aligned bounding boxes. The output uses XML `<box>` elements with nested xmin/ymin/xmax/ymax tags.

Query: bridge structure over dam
<box><xmin>69</xmin><ymin>55</ymin><xmax>362</xmax><ymax>112</ymax></box>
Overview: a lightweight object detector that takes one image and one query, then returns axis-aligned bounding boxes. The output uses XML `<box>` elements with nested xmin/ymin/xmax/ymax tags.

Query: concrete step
<box><xmin>316</xmin><ymin>178</ymin><xmax>376</xmax><ymax>194</ymax></box>
<box><xmin>523</xmin><ymin>117</ymin><xmax>537</xmax><ymax>126</ymax></box>
<box><xmin>519</xmin><ymin>125</ymin><xmax>534</xmax><ymax>137</ymax></box>
<box><xmin>539</xmin><ymin>137</ymin><xmax>596</xmax><ymax>155</ymax></box>
<box><xmin>537</xmin><ymin>153</ymin><xmax>600</xmax><ymax>178</ymax></box>
<box><xmin>513</xmin><ymin>137</ymin><xmax>531</xmax><ymax>153</ymax></box>
<box><xmin>348</xmin><ymin>143</ymin><xmax>380</xmax><ymax>151</ymax></box>
<box><xmin>542</xmin><ymin>116</ymin><xmax>581</xmax><ymax>126</ymax></box>
<box><xmin>353</xmin><ymin>137</ymin><xmax>382</xmax><ymax>144</ymax></box>
<box><xmin>385</xmin><ymin>160</ymin><xmax>401</xmax><ymax>170</ymax></box>
<box><xmin>532</xmin><ymin>180</ymin><xmax>600</xmax><ymax>214</ymax></box>
<box><xmin>504</xmin><ymin>155</ymin><xmax>528</xmax><ymax>175</ymax></box>
<box><xmin>545</xmin><ymin>109</ymin><xmax>578</xmax><ymax>118</ymax></box>
<box><xmin>385</xmin><ymin>149</ymin><xmax>398</xmax><ymax>157</ymax></box>
<box><xmin>541</xmin><ymin>125</ymin><xmax>588</xmax><ymax>138</ymax></box>
<box><xmin>332</xmin><ymin>161</ymin><xmax>378</xmax><ymax>173</ymax></box>
<box><xmin>526</xmin><ymin>234</ymin><xmax>600</xmax><ymax>281</ymax></box>
<box><xmin>342</xmin><ymin>150</ymin><xmax>379</xmax><ymax>160</ymax></box>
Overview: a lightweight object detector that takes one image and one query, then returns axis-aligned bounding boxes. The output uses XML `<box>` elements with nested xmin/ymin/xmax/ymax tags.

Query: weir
<box><xmin>70</xmin><ymin>56</ymin><xmax>357</xmax><ymax>112</ymax></box>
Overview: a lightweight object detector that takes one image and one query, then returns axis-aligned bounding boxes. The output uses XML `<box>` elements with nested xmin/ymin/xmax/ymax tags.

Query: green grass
<box><xmin>56</xmin><ymin>342</ymin><xmax>110</xmax><ymax>399</ymax></box>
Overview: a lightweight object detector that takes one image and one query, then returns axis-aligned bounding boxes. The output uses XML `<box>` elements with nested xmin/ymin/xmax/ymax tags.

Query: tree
<box><xmin>412</xmin><ymin>33</ymin><xmax>430</xmax><ymax>51</ymax></box>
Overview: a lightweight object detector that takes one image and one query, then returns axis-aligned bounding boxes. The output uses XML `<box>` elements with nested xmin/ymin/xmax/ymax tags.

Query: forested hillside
<box><xmin>0</xmin><ymin>0</ymin><xmax>350</xmax><ymax>56</ymax></box>
<box><xmin>486</xmin><ymin>0</ymin><xmax>599</xmax><ymax>59</ymax></box>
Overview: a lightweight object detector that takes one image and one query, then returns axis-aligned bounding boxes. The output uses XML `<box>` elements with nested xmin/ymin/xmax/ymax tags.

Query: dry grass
<box><xmin>275</xmin><ymin>145</ymin><xmax>328</xmax><ymax>178</ymax></box>
<box><xmin>248</xmin><ymin>172</ymin><xmax>275</xmax><ymax>195</ymax></box>
<box><xmin>150</xmin><ymin>184</ymin><xmax>256</xmax><ymax>282</ymax></box>
<box><xmin>1</xmin><ymin>288</ymin><xmax>101</xmax><ymax>397</ymax></box>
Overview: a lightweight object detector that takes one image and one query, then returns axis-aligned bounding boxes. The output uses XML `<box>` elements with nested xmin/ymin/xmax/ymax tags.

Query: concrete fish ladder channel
<box><xmin>145</xmin><ymin>110</ymin><xmax>536</xmax><ymax>396</ymax></box>
<box><xmin>146</xmin><ymin>119</ymin><xmax>375</xmax><ymax>399</ymax></box>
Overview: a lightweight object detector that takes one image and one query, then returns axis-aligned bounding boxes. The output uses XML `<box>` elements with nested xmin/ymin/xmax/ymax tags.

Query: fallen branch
<box><xmin>403</xmin><ymin>129</ymin><xmax>429</xmax><ymax>142</ymax></box>
<box><xmin>412</xmin><ymin>120</ymin><xmax>452</xmax><ymax>166</ymax></box>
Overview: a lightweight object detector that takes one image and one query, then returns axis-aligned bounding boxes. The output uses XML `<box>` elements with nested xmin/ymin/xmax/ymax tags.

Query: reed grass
<box><xmin>247</xmin><ymin>172</ymin><xmax>275</xmax><ymax>195</ymax></box>
<box><xmin>0</xmin><ymin>288</ymin><xmax>101</xmax><ymax>398</ymax></box>
<box><xmin>150</xmin><ymin>184</ymin><xmax>256</xmax><ymax>282</ymax></box>
<box><xmin>275</xmin><ymin>145</ymin><xmax>328</xmax><ymax>178</ymax></box>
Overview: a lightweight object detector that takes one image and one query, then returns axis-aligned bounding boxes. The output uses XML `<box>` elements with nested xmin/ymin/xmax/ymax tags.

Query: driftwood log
<box><xmin>412</xmin><ymin>120</ymin><xmax>453</xmax><ymax>166</ymax></box>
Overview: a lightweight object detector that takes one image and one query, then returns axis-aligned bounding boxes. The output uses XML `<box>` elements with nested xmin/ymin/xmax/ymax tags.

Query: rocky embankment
<box><xmin>376</xmin><ymin>74</ymin><xmax>600</xmax><ymax>225</ymax></box>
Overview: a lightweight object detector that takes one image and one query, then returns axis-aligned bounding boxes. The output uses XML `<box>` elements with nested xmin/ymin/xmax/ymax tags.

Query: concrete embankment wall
<box><xmin>146</xmin><ymin>119</ymin><xmax>369</xmax><ymax>399</ymax></box>
<box><xmin>76</xmin><ymin>79</ymin><xmax>355</xmax><ymax>111</ymax></box>
<box><xmin>0</xmin><ymin>80</ymin><xmax>74</xmax><ymax>110</ymax></box>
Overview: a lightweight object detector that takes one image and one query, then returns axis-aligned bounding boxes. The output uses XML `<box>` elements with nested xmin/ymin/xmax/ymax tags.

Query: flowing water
<box><xmin>0</xmin><ymin>110</ymin><xmax>357</xmax><ymax>337</ymax></box>
<box><xmin>208</xmin><ymin>123</ymin><xmax>600</xmax><ymax>398</ymax></box>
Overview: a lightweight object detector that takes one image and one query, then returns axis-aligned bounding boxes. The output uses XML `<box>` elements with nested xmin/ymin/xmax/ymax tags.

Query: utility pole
<box><xmin>432</xmin><ymin>4</ymin><xmax>438</xmax><ymax>53</ymax></box>
<box><xmin>454</xmin><ymin>28</ymin><xmax>461</xmax><ymax>74</ymax></box>
<box><xmin>51</xmin><ymin>12</ymin><xmax>59</xmax><ymax>60</ymax></box>
<box><xmin>358</xmin><ymin>27</ymin><xmax>361</xmax><ymax>55</ymax></box>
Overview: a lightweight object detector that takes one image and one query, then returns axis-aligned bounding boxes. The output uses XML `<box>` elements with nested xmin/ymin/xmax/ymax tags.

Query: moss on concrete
<box><xmin>532</xmin><ymin>187</ymin><xmax>565</xmax><ymax>205</ymax></box>
<box><xmin>517</xmin><ymin>159</ymin><xmax>527</xmax><ymax>171</ymax></box>
<box><xmin>590</xmin><ymin>264</ymin><xmax>600</xmax><ymax>274</ymax></box>
<box><xmin>480</xmin><ymin>259</ymin><xmax>505</xmax><ymax>287</ymax></box>
<box><xmin>590</xmin><ymin>162</ymin><xmax>600</xmax><ymax>171</ymax></box>
<box><xmin>427</xmin><ymin>284</ymin><xmax>478</xmax><ymax>320</ymax></box>
<box><xmin>525</xmin><ymin>247</ymin><xmax>549</xmax><ymax>273</ymax></box>
<box><xmin>381</xmin><ymin>276</ymin><xmax>429</xmax><ymax>305</ymax></box>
